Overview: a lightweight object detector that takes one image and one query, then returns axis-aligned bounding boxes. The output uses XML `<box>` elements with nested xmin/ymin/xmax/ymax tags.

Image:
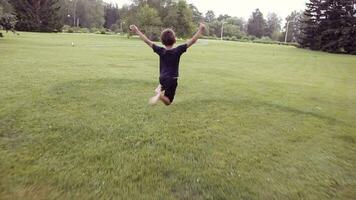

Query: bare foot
<box><xmin>149</xmin><ymin>93</ymin><xmax>160</xmax><ymax>105</ymax></box>
<box><xmin>155</xmin><ymin>84</ymin><xmax>162</xmax><ymax>94</ymax></box>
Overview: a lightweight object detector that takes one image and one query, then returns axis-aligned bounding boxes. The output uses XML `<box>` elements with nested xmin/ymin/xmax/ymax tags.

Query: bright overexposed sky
<box><xmin>103</xmin><ymin>0</ymin><xmax>307</xmax><ymax>20</ymax></box>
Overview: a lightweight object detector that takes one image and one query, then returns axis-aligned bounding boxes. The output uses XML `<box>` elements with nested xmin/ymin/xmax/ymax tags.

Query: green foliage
<box><xmin>299</xmin><ymin>0</ymin><xmax>322</xmax><ymax>50</ymax></box>
<box><xmin>162</xmin><ymin>3</ymin><xmax>179</xmax><ymax>28</ymax></box>
<box><xmin>189</xmin><ymin>4</ymin><xmax>203</xmax><ymax>24</ymax></box>
<box><xmin>283</xmin><ymin>11</ymin><xmax>303</xmax><ymax>43</ymax></box>
<box><xmin>110</xmin><ymin>23</ymin><xmax>120</xmax><ymax>33</ymax></box>
<box><xmin>0</xmin><ymin>0</ymin><xmax>12</xmax><ymax>15</ymax></box>
<box><xmin>60</xmin><ymin>0</ymin><xmax>105</xmax><ymax>28</ymax></box>
<box><xmin>62</xmin><ymin>25</ymin><xmax>90</xmax><ymax>33</ymax></box>
<box><xmin>0</xmin><ymin>13</ymin><xmax>16</xmax><ymax>32</ymax></box>
<box><xmin>217</xmin><ymin>14</ymin><xmax>231</xmax><ymax>21</ymax></box>
<box><xmin>226</xmin><ymin>17</ymin><xmax>246</xmax><ymax>32</ymax></box>
<box><xmin>1</xmin><ymin>32</ymin><xmax>356</xmax><ymax>199</ymax></box>
<box><xmin>175</xmin><ymin>0</ymin><xmax>194</xmax><ymax>38</ymax></box>
<box><xmin>137</xmin><ymin>5</ymin><xmax>161</xmax><ymax>27</ymax></box>
<box><xmin>320</xmin><ymin>0</ymin><xmax>356</xmax><ymax>54</ymax></box>
<box><xmin>270</xmin><ymin>31</ymin><xmax>281</xmax><ymax>41</ymax></box>
<box><xmin>204</xmin><ymin>15</ymin><xmax>248</xmax><ymax>40</ymax></box>
<box><xmin>223</xmin><ymin>23</ymin><xmax>245</xmax><ymax>39</ymax></box>
<box><xmin>266</xmin><ymin>12</ymin><xmax>281</xmax><ymax>37</ymax></box>
<box><xmin>124</xmin><ymin>0</ymin><xmax>195</xmax><ymax>39</ymax></box>
<box><xmin>206</xmin><ymin>20</ymin><xmax>221</xmax><ymax>37</ymax></box>
<box><xmin>11</xmin><ymin>0</ymin><xmax>63</xmax><ymax>32</ymax></box>
<box><xmin>137</xmin><ymin>5</ymin><xmax>161</xmax><ymax>40</ymax></box>
<box><xmin>0</xmin><ymin>0</ymin><xmax>16</xmax><ymax>32</ymax></box>
<box><xmin>77</xmin><ymin>0</ymin><xmax>105</xmax><ymax>28</ymax></box>
<box><xmin>104</xmin><ymin>3</ymin><xmax>119</xmax><ymax>29</ymax></box>
<box><xmin>205</xmin><ymin>10</ymin><xmax>215</xmax><ymax>23</ymax></box>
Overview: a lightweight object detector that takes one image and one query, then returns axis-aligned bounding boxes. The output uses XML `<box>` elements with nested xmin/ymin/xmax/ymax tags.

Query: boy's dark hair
<box><xmin>160</xmin><ymin>29</ymin><xmax>176</xmax><ymax>46</ymax></box>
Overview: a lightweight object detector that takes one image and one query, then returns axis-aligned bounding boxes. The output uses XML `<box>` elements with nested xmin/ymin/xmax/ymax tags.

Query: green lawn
<box><xmin>0</xmin><ymin>32</ymin><xmax>355</xmax><ymax>200</ymax></box>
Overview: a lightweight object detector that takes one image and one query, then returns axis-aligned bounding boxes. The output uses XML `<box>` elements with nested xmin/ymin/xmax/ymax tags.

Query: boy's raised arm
<box><xmin>130</xmin><ymin>25</ymin><xmax>154</xmax><ymax>48</ymax></box>
<box><xmin>187</xmin><ymin>23</ymin><xmax>206</xmax><ymax>48</ymax></box>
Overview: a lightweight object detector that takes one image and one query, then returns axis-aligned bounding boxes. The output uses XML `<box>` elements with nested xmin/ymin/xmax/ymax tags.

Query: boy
<box><xmin>129</xmin><ymin>23</ymin><xmax>206</xmax><ymax>106</ymax></box>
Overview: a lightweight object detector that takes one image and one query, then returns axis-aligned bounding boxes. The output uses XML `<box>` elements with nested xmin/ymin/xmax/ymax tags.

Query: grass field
<box><xmin>1</xmin><ymin>32</ymin><xmax>356</xmax><ymax>200</ymax></box>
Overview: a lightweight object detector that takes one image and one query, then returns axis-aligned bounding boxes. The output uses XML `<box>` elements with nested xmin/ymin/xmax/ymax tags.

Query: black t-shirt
<box><xmin>152</xmin><ymin>44</ymin><xmax>188</xmax><ymax>78</ymax></box>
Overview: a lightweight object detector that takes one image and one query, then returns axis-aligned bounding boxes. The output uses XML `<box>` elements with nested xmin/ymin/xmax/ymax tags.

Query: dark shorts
<box><xmin>160</xmin><ymin>77</ymin><xmax>178</xmax><ymax>102</ymax></box>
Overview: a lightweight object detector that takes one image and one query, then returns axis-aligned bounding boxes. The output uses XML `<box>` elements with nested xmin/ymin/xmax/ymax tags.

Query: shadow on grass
<box><xmin>260</xmin><ymin>102</ymin><xmax>349</xmax><ymax>126</ymax></box>
<box><xmin>176</xmin><ymin>98</ymin><xmax>349</xmax><ymax>127</ymax></box>
<box><xmin>335</xmin><ymin>135</ymin><xmax>356</xmax><ymax>144</ymax></box>
<box><xmin>47</xmin><ymin>78</ymin><xmax>349</xmax><ymax>127</ymax></box>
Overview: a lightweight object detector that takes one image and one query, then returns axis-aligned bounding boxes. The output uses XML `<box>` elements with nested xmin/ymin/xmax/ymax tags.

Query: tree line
<box><xmin>0</xmin><ymin>0</ymin><xmax>355</xmax><ymax>54</ymax></box>
<box><xmin>0</xmin><ymin>0</ymin><xmax>301</xmax><ymax>41</ymax></box>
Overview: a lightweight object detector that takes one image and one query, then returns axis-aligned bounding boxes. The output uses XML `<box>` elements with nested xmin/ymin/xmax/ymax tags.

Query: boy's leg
<box><xmin>149</xmin><ymin>78</ymin><xmax>176</xmax><ymax>106</ymax></box>
<box><xmin>149</xmin><ymin>93</ymin><xmax>161</xmax><ymax>105</ymax></box>
<box><xmin>149</xmin><ymin>90</ymin><xmax>171</xmax><ymax>105</ymax></box>
<box><xmin>148</xmin><ymin>84</ymin><xmax>162</xmax><ymax>105</ymax></box>
<box><xmin>159</xmin><ymin>78</ymin><xmax>177</xmax><ymax>106</ymax></box>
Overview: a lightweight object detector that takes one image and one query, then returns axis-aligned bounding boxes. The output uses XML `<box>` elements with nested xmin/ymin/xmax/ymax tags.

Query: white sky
<box><xmin>103</xmin><ymin>0</ymin><xmax>308</xmax><ymax>20</ymax></box>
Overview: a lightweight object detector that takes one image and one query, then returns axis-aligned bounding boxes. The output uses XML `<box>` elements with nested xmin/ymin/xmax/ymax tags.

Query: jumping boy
<box><xmin>129</xmin><ymin>23</ymin><xmax>206</xmax><ymax>106</ymax></box>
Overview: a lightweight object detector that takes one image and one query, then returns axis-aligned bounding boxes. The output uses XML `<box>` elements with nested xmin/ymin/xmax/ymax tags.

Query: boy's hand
<box><xmin>129</xmin><ymin>24</ymin><xmax>154</xmax><ymax>47</ymax></box>
<box><xmin>199</xmin><ymin>23</ymin><xmax>206</xmax><ymax>32</ymax></box>
<box><xmin>187</xmin><ymin>23</ymin><xmax>206</xmax><ymax>48</ymax></box>
<box><xmin>129</xmin><ymin>25</ymin><xmax>139</xmax><ymax>33</ymax></box>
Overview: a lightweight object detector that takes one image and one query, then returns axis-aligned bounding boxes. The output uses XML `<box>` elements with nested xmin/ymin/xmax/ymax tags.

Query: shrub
<box><xmin>80</xmin><ymin>28</ymin><xmax>89</xmax><ymax>33</ymax></box>
<box><xmin>90</xmin><ymin>27</ymin><xmax>99</xmax><ymax>33</ymax></box>
<box><xmin>240</xmin><ymin>36</ymin><xmax>250</xmax><ymax>42</ymax></box>
<box><xmin>223</xmin><ymin>36</ymin><xmax>230</xmax><ymax>41</ymax></box>
<box><xmin>248</xmin><ymin>35</ymin><xmax>257</xmax><ymax>41</ymax></box>
<box><xmin>110</xmin><ymin>24</ymin><xmax>120</xmax><ymax>33</ymax></box>
<box><xmin>202</xmin><ymin>35</ymin><xmax>217</xmax><ymax>40</ymax></box>
<box><xmin>62</xmin><ymin>25</ymin><xmax>71</xmax><ymax>32</ymax></box>
<box><xmin>260</xmin><ymin>36</ymin><xmax>272</xmax><ymax>41</ymax></box>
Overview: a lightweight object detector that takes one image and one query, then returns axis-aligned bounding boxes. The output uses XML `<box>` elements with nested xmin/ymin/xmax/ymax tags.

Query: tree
<box><xmin>137</xmin><ymin>4</ymin><xmax>161</xmax><ymax>40</ymax></box>
<box><xmin>175</xmin><ymin>0</ymin><xmax>194</xmax><ymax>38</ymax></box>
<box><xmin>104</xmin><ymin>3</ymin><xmax>119</xmax><ymax>30</ymax></box>
<box><xmin>319</xmin><ymin>0</ymin><xmax>356</xmax><ymax>53</ymax></box>
<box><xmin>247</xmin><ymin>9</ymin><xmax>267</xmax><ymax>38</ymax></box>
<box><xmin>226</xmin><ymin>17</ymin><xmax>246</xmax><ymax>32</ymax></box>
<box><xmin>0</xmin><ymin>0</ymin><xmax>17</xmax><ymax>33</ymax></box>
<box><xmin>189</xmin><ymin>4</ymin><xmax>203</xmax><ymax>24</ymax></box>
<box><xmin>58</xmin><ymin>0</ymin><xmax>72</xmax><ymax>26</ymax></box>
<box><xmin>300</xmin><ymin>0</ymin><xmax>356</xmax><ymax>54</ymax></box>
<box><xmin>75</xmin><ymin>0</ymin><xmax>105</xmax><ymax>28</ymax></box>
<box><xmin>11</xmin><ymin>0</ymin><xmax>63</xmax><ymax>32</ymax></box>
<box><xmin>162</xmin><ymin>2</ymin><xmax>179</xmax><ymax>28</ymax></box>
<box><xmin>266</xmin><ymin>12</ymin><xmax>282</xmax><ymax>38</ymax></box>
<box><xmin>282</xmin><ymin>11</ymin><xmax>303</xmax><ymax>42</ymax></box>
<box><xmin>217</xmin><ymin>14</ymin><xmax>231</xmax><ymax>22</ymax></box>
<box><xmin>340</xmin><ymin>0</ymin><xmax>356</xmax><ymax>54</ymax></box>
<box><xmin>205</xmin><ymin>10</ymin><xmax>215</xmax><ymax>23</ymax></box>
<box><xmin>223</xmin><ymin>24</ymin><xmax>245</xmax><ymax>38</ymax></box>
<box><xmin>299</xmin><ymin>0</ymin><xmax>323</xmax><ymax>50</ymax></box>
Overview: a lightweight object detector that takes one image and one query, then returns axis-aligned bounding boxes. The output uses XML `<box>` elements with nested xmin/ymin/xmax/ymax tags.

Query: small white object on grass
<box><xmin>71</xmin><ymin>42</ymin><xmax>74</xmax><ymax>47</ymax></box>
